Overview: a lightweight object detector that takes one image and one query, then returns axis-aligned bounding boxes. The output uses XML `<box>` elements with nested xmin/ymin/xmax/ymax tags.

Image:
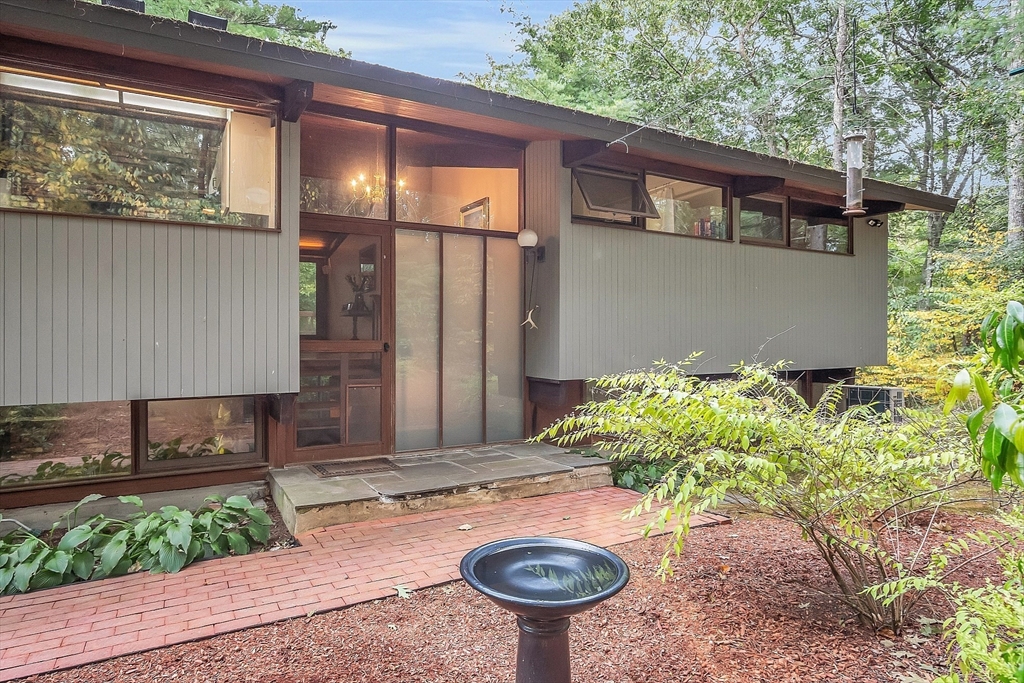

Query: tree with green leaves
<box><xmin>87</xmin><ymin>0</ymin><xmax>347</xmax><ymax>55</ymax></box>
<box><xmin>472</xmin><ymin>0</ymin><xmax>1021</xmax><ymax>287</ymax></box>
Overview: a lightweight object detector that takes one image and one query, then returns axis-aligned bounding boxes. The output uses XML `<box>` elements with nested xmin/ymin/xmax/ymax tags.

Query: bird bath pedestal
<box><xmin>460</xmin><ymin>537</ymin><xmax>630</xmax><ymax>683</ymax></box>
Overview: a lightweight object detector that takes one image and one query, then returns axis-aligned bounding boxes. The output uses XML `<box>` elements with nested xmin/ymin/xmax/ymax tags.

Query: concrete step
<box><xmin>269</xmin><ymin>444</ymin><xmax>613</xmax><ymax>534</ymax></box>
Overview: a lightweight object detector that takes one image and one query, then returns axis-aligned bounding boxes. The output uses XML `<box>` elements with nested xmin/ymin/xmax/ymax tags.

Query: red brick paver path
<box><xmin>0</xmin><ymin>487</ymin><xmax>726</xmax><ymax>681</ymax></box>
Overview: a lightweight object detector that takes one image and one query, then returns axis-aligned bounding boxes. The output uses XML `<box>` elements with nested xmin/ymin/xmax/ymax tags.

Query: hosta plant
<box><xmin>0</xmin><ymin>493</ymin><xmax>272</xmax><ymax>595</ymax></box>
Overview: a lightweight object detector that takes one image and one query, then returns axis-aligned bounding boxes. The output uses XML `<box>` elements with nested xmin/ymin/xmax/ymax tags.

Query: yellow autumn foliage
<box><xmin>861</xmin><ymin>230</ymin><xmax>1024</xmax><ymax>406</ymax></box>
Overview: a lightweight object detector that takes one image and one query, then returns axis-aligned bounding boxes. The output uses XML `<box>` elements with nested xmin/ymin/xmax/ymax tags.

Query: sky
<box><xmin>284</xmin><ymin>0</ymin><xmax>575</xmax><ymax>81</ymax></box>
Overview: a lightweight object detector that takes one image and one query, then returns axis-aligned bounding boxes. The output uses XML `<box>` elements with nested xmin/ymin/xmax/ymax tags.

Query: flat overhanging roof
<box><xmin>0</xmin><ymin>0</ymin><xmax>957</xmax><ymax>214</ymax></box>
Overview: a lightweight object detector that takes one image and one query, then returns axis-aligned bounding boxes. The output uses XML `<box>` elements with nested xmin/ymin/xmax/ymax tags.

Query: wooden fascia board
<box><xmin>0</xmin><ymin>34</ymin><xmax>283</xmax><ymax>108</ymax></box>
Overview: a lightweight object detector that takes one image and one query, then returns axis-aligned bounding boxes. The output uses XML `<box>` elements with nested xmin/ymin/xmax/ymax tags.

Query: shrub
<box><xmin>539</xmin><ymin>356</ymin><xmax>983</xmax><ymax>634</ymax></box>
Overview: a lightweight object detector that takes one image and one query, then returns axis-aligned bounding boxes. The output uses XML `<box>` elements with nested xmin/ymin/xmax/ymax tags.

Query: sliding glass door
<box><xmin>395</xmin><ymin>230</ymin><xmax>523</xmax><ymax>451</ymax></box>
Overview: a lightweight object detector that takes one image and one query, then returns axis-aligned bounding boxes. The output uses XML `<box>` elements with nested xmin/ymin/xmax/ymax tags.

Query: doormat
<box><xmin>309</xmin><ymin>458</ymin><xmax>399</xmax><ymax>478</ymax></box>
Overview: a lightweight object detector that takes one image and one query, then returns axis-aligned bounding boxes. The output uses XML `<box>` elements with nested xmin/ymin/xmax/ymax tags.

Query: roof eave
<box><xmin>0</xmin><ymin>0</ymin><xmax>959</xmax><ymax>214</ymax></box>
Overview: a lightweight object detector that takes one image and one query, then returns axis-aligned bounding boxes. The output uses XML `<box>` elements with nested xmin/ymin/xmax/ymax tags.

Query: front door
<box><xmin>291</xmin><ymin>216</ymin><xmax>392</xmax><ymax>461</ymax></box>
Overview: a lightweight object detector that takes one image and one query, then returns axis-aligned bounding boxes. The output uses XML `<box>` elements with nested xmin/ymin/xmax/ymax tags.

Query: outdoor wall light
<box><xmin>518</xmin><ymin>228</ymin><xmax>545</xmax><ymax>262</ymax></box>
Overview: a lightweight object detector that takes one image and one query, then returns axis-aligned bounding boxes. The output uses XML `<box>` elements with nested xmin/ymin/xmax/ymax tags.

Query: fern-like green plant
<box><xmin>540</xmin><ymin>356</ymin><xmax>983</xmax><ymax>634</ymax></box>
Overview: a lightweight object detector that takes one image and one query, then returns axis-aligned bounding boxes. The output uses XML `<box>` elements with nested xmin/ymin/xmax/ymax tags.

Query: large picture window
<box><xmin>396</xmin><ymin>128</ymin><xmax>520</xmax><ymax>232</ymax></box>
<box><xmin>0</xmin><ymin>71</ymin><xmax>277</xmax><ymax>228</ymax></box>
<box><xmin>300</xmin><ymin>115</ymin><xmax>388</xmax><ymax>220</ymax></box>
<box><xmin>0</xmin><ymin>402</ymin><xmax>132</xmax><ymax>487</ymax></box>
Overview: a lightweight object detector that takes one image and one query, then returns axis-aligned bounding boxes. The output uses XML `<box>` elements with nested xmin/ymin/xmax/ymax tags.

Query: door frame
<box><xmin>285</xmin><ymin>213</ymin><xmax>395</xmax><ymax>463</ymax></box>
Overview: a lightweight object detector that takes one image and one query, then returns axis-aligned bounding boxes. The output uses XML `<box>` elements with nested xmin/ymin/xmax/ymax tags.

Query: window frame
<box><xmin>0</xmin><ymin>398</ymin><xmax>268</xmax><ymax>492</ymax></box>
<box><xmin>788</xmin><ymin>203</ymin><xmax>854</xmax><ymax>255</ymax></box>
<box><xmin>570</xmin><ymin>166</ymin><xmax>660</xmax><ymax>224</ymax></box>
<box><xmin>0</xmin><ymin>66</ymin><xmax>283</xmax><ymax>232</ymax></box>
<box><xmin>643</xmin><ymin>171</ymin><xmax>732</xmax><ymax>241</ymax></box>
<box><xmin>738</xmin><ymin>194</ymin><xmax>789</xmax><ymax>246</ymax></box>
<box><xmin>298</xmin><ymin>102</ymin><xmax>527</xmax><ymax>237</ymax></box>
<box><xmin>138</xmin><ymin>397</ymin><xmax>266</xmax><ymax>474</ymax></box>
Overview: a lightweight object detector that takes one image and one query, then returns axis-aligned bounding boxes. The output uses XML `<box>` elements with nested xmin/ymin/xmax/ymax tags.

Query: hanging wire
<box><xmin>851</xmin><ymin>18</ymin><xmax>858</xmax><ymax>118</ymax></box>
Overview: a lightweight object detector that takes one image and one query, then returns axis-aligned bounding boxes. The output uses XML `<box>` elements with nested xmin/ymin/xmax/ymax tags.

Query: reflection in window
<box><xmin>396</xmin><ymin>128</ymin><xmax>520</xmax><ymax>232</ymax></box>
<box><xmin>147</xmin><ymin>397</ymin><xmax>256</xmax><ymax>461</ymax></box>
<box><xmin>571</xmin><ymin>167</ymin><xmax>659</xmax><ymax>223</ymax></box>
<box><xmin>300</xmin><ymin>115</ymin><xmax>388</xmax><ymax>219</ymax></box>
<box><xmin>0</xmin><ymin>71</ymin><xmax>276</xmax><ymax>228</ymax></box>
<box><xmin>0</xmin><ymin>402</ymin><xmax>132</xmax><ymax>487</ymax></box>
<box><xmin>790</xmin><ymin>203</ymin><xmax>850</xmax><ymax>253</ymax></box>
<box><xmin>739</xmin><ymin>195</ymin><xmax>785</xmax><ymax>243</ymax></box>
<box><xmin>646</xmin><ymin>175</ymin><xmax>728</xmax><ymax>239</ymax></box>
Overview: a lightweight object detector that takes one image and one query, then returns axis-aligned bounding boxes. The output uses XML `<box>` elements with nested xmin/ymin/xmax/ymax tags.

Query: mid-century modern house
<box><xmin>0</xmin><ymin>0</ymin><xmax>956</xmax><ymax>523</ymax></box>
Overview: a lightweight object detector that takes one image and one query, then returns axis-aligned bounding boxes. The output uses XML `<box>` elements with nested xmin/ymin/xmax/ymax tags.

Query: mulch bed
<box><xmin>17</xmin><ymin>511</ymin><xmax>1001</xmax><ymax>683</ymax></box>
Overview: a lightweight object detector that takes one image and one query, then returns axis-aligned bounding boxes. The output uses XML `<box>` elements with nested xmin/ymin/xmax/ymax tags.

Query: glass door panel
<box><xmin>395</xmin><ymin>230</ymin><xmax>440</xmax><ymax>451</ymax></box>
<box><xmin>486</xmin><ymin>237</ymin><xmax>524</xmax><ymax>442</ymax></box>
<box><xmin>442</xmin><ymin>233</ymin><xmax>484</xmax><ymax>446</ymax></box>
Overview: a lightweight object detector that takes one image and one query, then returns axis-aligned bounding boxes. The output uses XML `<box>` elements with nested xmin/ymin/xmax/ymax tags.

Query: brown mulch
<box><xmin>18</xmin><ymin>512</ymin><xmax>1002</xmax><ymax>683</ymax></box>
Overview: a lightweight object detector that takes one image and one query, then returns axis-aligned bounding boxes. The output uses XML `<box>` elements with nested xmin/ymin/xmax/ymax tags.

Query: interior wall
<box><xmin>429</xmin><ymin>167</ymin><xmax>518</xmax><ymax>232</ymax></box>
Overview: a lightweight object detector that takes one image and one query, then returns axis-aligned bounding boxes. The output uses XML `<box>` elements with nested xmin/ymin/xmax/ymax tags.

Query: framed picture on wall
<box><xmin>460</xmin><ymin>197</ymin><xmax>490</xmax><ymax>229</ymax></box>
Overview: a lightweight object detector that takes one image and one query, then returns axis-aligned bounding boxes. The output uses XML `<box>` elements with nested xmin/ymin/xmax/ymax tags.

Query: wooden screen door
<box><xmin>291</xmin><ymin>216</ymin><xmax>393</xmax><ymax>462</ymax></box>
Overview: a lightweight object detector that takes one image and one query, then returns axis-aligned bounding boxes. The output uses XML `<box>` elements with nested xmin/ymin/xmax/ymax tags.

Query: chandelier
<box><xmin>348</xmin><ymin>174</ymin><xmax>408</xmax><ymax>204</ymax></box>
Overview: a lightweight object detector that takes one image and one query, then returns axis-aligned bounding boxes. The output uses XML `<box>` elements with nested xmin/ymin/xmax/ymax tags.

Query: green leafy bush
<box><xmin>0</xmin><ymin>494</ymin><xmax>272</xmax><ymax>595</ymax></box>
<box><xmin>540</xmin><ymin>356</ymin><xmax>981</xmax><ymax>633</ymax></box>
<box><xmin>947</xmin><ymin>300</ymin><xmax>1024</xmax><ymax>490</ymax></box>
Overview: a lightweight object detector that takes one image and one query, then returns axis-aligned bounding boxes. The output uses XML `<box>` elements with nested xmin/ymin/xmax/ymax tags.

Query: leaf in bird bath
<box><xmin>394</xmin><ymin>584</ymin><xmax>413</xmax><ymax>599</ymax></box>
<box><xmin>457</xmin><ymin>524</ymin><xmax>473</xmax><ymax>531</ymax></box>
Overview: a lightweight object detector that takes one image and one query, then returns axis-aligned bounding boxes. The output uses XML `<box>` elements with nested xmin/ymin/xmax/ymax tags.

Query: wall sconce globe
<box><xmin>517</xmin><ymin>228</ymin><xmax>539</xmax><ymax>249</ymax></box>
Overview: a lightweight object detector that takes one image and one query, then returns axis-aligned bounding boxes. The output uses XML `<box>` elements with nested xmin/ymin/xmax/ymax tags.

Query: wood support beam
<box><xmin>862</xmin><ymin>200</ymin><xmax>904</xmax><ymax>217</ymax></box>
<box><xmin>561</xmin><ymin>140</ymin><xmax>608</xmax><ymax>167</ymax></box>
<box><xmin>282</xmin><ymin>80</ymin><xmax>313</xmax><ymax>123</ymax></box>
<box><xmin>733</xmin><ymin>175</ymin><xmax>786</xmax><ymax>197</ymax></box>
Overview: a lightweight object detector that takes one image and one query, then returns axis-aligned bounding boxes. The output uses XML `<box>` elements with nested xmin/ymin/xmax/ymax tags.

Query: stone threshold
<box><xmin>269</xmin><ymin>443</ymin><xmax>613</xmax><ymax>534</ymax></box>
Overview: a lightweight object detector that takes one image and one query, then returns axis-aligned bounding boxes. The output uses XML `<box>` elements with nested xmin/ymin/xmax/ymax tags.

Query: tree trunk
<box><xmin>922</xmin><ymin>211</ymin><xmax>948</xmax><ymax>289</ymax></box>
<box><xmin>1008</xmin><ymin>0</ymin><xmax>1023</xmax><ymax>253</ymax></box>
<box><xmin>832</xmin><ymin>0</ymin><xmax>849</xmax><ymax>172</ymax></box>
<box><xmin>1010</xmin><ymin>118</ymin><xmax>1023</xmax><ymax>253</ymax></box>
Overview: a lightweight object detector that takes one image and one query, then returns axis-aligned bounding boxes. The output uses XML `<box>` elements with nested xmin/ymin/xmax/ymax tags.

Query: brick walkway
<box><xmin>0</xmin><ymin>487</ymin><xmax>727</xmax><ymax>681</ymax></box>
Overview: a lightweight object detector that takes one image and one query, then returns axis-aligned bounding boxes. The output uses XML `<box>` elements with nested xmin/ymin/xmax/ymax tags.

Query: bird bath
<box><xmin>460</xmin><ymin>537</ymin><xmax>630</xmax><ymax>683</ymax></box>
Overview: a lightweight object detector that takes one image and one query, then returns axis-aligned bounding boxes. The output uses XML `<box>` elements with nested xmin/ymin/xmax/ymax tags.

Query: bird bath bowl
<box><xmin>460</xmin><ymin>537</ymin><xmax>630</xmax><ymax>683</ymax></box>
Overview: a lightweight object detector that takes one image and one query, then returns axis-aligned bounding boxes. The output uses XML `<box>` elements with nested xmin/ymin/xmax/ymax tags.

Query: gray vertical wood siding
<box><xmin>523</xmin><ymin>140</ymin><xmax>567</xmax><ymax>379</ymax></box>
<box><xmin>523</xmin><ymin>141</ymin><xmax>888</xmax><ymax>380</ymax></box>
<box><xmin>557</xmin><ymin>218</ymin><xmax>887</xmax><ymax>378</ymax></box>
<box><xmin>0</xmin><ymin>121</ymin><xmax>300</xmax><ymax>406</ymax></box>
